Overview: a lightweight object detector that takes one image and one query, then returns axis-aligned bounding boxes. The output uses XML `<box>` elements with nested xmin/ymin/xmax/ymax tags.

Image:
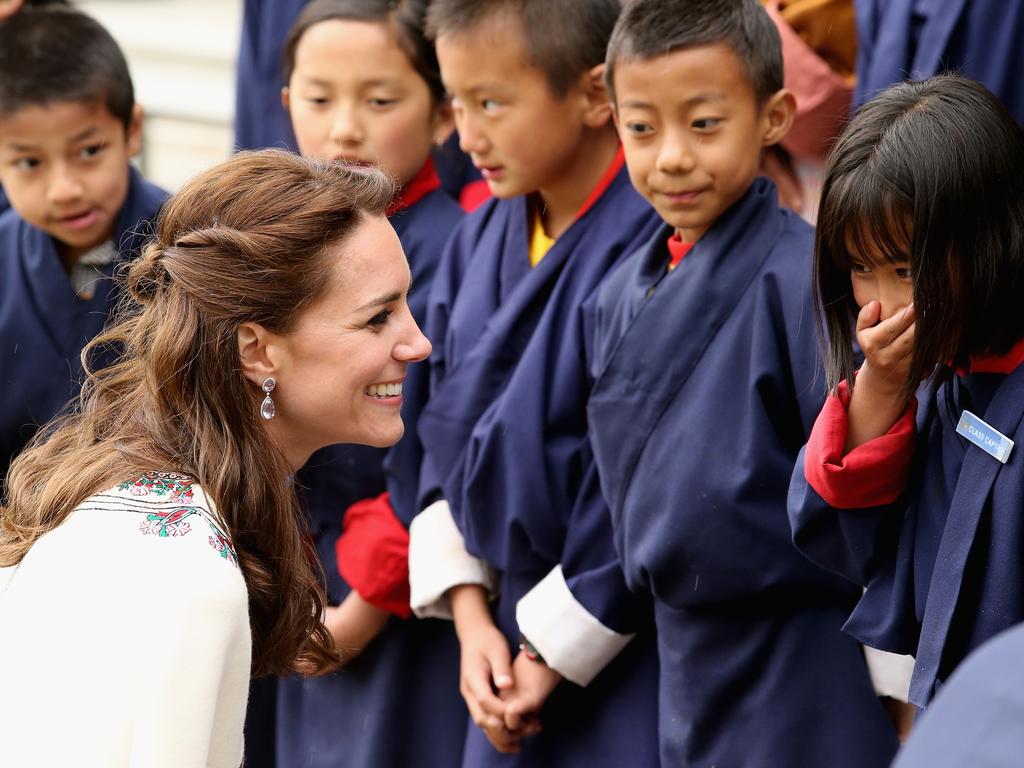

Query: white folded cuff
<box><xmin>863</xmin><ymin>645</ymin><xmax>915</xmax><ymax>702</ymax></box>
<box><xmin>408</xmin><ymin>499</ymin><xmax>497</xmax><ymax>620</ymax></box>
<box><xmin>516</xmin><ymin>565</ymin><xmax>634</xmax><ymax>687</ymax></box>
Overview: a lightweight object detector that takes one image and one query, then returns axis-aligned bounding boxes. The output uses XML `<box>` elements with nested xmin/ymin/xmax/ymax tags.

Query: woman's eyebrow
<box><xmin>353</xmin><ymin>292</ymin><xmax>402</xmax><ymax>313</ymax></box>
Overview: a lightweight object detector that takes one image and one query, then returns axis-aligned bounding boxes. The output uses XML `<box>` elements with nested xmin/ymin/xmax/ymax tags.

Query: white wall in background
<box><xmin>78</xmin><ymin>0</ymin><xmax>243</xmax><ymax>191</ymax></box>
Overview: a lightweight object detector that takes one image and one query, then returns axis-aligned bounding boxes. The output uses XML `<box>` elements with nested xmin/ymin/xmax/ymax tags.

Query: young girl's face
<box><xmin>284</xmin><ymin>19</ymin><xmax>452</xmax><ymax>186</ymax></box>
<box><xmin>846</xmin><ymin>229</ymin><xmax>913</xmax><ymax>321</ymax></box>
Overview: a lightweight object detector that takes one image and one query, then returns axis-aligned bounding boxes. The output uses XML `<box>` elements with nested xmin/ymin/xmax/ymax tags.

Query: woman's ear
<box><xmin>761</xmin><ymin>88</ymin><xmax>797</xmax><ymax>147</ymax></box>
<box><xmin>237</xmin><ymin>321</ymin><xmax>282</xmax><ymax>386</ymax></box>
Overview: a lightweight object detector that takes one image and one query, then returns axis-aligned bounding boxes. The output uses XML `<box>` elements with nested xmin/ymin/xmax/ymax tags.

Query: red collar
<box><xmin>667</xmin><ymin>233</ymin><xmax>694</xmax><ymax>269</ymax></box>
<box><xmin>388</xmin><ymin>158</ymin><xmax>441</xmax><ymax>217</ymax></box>
<box><xmin>967</xmin><ymin>336</ymin><xmax>1024</xmax><ymax>374</ymax></box>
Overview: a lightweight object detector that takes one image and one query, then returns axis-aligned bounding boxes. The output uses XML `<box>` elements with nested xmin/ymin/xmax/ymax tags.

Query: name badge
<box><xmin>957</xmin><ymin>410</ymin><xmax>1014</xmax><ymax>464</ymax></box>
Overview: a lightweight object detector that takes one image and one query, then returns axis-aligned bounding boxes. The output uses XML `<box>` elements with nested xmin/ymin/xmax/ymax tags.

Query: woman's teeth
<box><xmin>365</xmin><ymin>382</ymin><xmax>402</xmax><ymax>398</ymax></box>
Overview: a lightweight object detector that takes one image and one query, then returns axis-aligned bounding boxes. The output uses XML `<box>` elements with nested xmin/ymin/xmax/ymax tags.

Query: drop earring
<box><xmin>260</xmin><ymin>377</ymin><xmax>277</xmax><ymax>420</ymax></box>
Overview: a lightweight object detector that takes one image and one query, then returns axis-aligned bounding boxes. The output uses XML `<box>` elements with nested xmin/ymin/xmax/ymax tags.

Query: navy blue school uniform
<box><xmin>892</xmin><ymin>621</ymin><xmax>1024</xmax><ymax>767</ymax></box>
<box><xmin>414</xmin><ymin>152</ymin><xmax>663</xmax><ymax>768</ymax></box>
<box><xmin>235</xmin><ymin>0</ymin><xmax>305</xmax><ymax>152</ymax></box>
<box><xmin>854</xmin><ymin>0</ymin><xmax>1024</xmax><ymax>125</ymax></box>
<box><xmin>275</xmin><ymin>174</ymin><xmax>468</xmax><ymax>768</ymax></box>
<box><xmin>0</xmin><ymin>186</ymin><xmax>8</xmax><ymax>216</ymax></box>
<box><xmin>789</xmin><ymin>344</ymin><xmax>1024</xmax><ymax>709</ymax></box>
<box><xmin>0</xmin><ymin>166</ymin><xmax>166</xmax><ymax>482</ymax></box>
<box><xmin>586</xmin><ymin>178</ymin><xmax>899</xmax><ymax>768</ymax></box>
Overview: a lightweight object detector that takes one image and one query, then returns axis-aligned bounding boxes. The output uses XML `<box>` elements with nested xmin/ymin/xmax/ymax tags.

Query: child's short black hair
<box><xmin>816</xmin><ymin>75</ymin><xmax>1024</xmax><ymax>400</ymax></box>
<box><xmin>425</xmin><ymin>0</ymin><xmax>621</xmax><ymax>98</ymax></box>
<box><xmin>283</xmin><ymin>0</ymin><xmax>445</xmax><ymax>104</ymax></box>
<box><xmin>605</xmin><ymin>0</ymin><xmax>782</xmax><ymax>105</ymax></box>
<box><xmin>0</xmin><ymin>6</ymin><xmax>135</xmax><ymax>129</ymax></box>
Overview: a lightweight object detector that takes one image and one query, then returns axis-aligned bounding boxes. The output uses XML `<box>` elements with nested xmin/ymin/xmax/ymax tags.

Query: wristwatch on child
<box><xmin>518</xmin><ymin>633</ymin><xmax>546</xmax><ymax>665</ymax></box>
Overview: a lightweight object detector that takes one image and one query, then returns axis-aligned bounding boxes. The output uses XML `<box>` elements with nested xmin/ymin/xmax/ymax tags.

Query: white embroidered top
<box><xmin>0</xmin><ymin>473</ymin><xmax>251</xmax><ymax>768</ymax></box>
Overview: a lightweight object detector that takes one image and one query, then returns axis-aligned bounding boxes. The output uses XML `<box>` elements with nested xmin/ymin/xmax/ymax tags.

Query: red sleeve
<box><xmin>804</xmin><ymin>380</ymin><xmax>918</xmax><ymax>509</ymax></box>
<box><xmin>335</xmin><ymin>492</ymin><xmax>412</xmax><ymax>618</ymax></box>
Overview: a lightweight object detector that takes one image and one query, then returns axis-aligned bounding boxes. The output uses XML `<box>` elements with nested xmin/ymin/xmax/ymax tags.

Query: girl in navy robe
<box><xmin>272</xmin><ymin>2</ymin><xmax>466</xmax><ymax>767</ymax></box>
<box><xmin>789</xmin><ymin>75</ymin><xmax>1024</xmax><ymax>721</ymax></box>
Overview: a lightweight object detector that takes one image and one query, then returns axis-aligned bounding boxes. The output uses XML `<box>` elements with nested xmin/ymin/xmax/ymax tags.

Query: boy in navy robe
<box><xmin>586</xmin><ymin>1</ymin><xmax>900</xmax><ymax>765</ymax></box>
<box><xmin>0</xmin><ymin>6</ymin><xmax>167</xmax><ymax>486</ymax></box>
<box><xmin>406</xmin><ymin>1</ymin><xmax>662</xmax><ymax>765</ymax></box>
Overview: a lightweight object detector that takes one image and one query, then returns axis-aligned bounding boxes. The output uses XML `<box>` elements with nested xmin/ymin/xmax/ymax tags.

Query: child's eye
<box><xmin>368</xmin><ymin>97</ymin><xmax>399</xmax><ymax>108</ymax></box>
<box><xmin>624</xmin><ymin>121</ymin><xmax>654</xmax><ymax>137</ymax></box>
<box><xmin>367</xmin><ymin>309</ymin><xmax>393</xmax><ymax>328</ymax></box>
<box><xmin>80</xmin><ymin>143</ymin><xmax>105</xmax><ymax>159</ymax></box>
<box><xmin>13</xmin><ymin>157</ymin><xmax>39</xmax><ymax>170</ymax></box>
<box><xmin>894</xmin><ymin>266</ymin><xmax>912</xmax><ymax>280</ymax></box>
<box><xmin>692</xmin><ymin>118</ymin><xmax>721</xmax><ymax>131</ymax></box>
<box><xmin>305</xmin><ymin>96</ymin><xmax>330</xmax><ymax>106</ymax></box>
<box><xmin>481</xmin><ymin>98</ymin><xmax>501</xmax><ymax>113</ymax></box>
<box><xmin>850</xmin><ymin>262</ymin><xmax>870</xmax><ymax>275</ymax></box>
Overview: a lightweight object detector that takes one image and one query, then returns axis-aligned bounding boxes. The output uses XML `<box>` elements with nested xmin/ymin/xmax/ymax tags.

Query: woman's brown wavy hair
<box><xmin>0</xmin><ymin>149</ymin><xmax>396</xmax><ymax>676</ymax></box>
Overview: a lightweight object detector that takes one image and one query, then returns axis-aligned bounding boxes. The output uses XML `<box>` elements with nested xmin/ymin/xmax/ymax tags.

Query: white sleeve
<box><xmin>515</xmin><ymin>565</ymin><xmax>634</xmax><ymax>687</ymax></box>
<box><xmin>408</xmin><ymin>499</ymin><xmax>498</xmax><ymax>620</ymax></box>
<box><xmin>126</xmin><ymin>558</ymin><xmax>252</xmax><ymax>767</ymax></box>
<box><xmin>863</xmin><ymin>646</ymin><xmax>915</xmax><ymax>702</ymax></box>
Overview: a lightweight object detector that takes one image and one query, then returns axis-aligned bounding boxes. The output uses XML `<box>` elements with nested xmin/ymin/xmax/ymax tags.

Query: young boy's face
<box><xmin>436</xmin><ymin>12</ymin><xmax>590</xmax><ymax>200</ymax></box>
<box><xmin>613</xmin><ymin>43</ymin><xmax>787</xmax><ymax>242</ymax></box>
<box><xmin>0</xmin><ymin>99</ymin><xmax>142</xmax><ymax>262</ymax></box>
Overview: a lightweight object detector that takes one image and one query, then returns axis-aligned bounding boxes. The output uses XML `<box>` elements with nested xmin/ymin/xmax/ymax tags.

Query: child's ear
<box><xmin>126</xmin><ymin>103</ymin><xmax>144</xmax><ymax>158</ymax></box>
<box><xmin>761</xmin><ymin>88</ymin><xmax>797</xmax><ymax>147</ymax></box>
<box><xmin>580</xmin><ymin>63</ymin><xmax>614</xmax><ymax>128</ymax></box>
<box><xmin>432</xmin><ymin>100</ymin><xmax>455</xmax><ymax>146</ymax></box>
<box><xmin>237</xmin><ymin>321</ymin><xmax>285</xmax><ymax>387</ymax></box>
<box><xmin>281</xmin><ymin>87</ymin><xmax>291</xmax><ymax>113</ymax></box>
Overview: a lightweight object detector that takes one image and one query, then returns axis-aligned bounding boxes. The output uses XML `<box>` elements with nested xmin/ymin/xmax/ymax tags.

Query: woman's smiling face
<box><xmin>266</xmin><ymin>214</ymin><xmax>431</xmax><ymax>462</ymax></box>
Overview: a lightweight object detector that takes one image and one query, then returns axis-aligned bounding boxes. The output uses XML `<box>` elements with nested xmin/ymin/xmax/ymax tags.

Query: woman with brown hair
<box><xmin>0</xmin><ymin>149</ymin><xmax>431</xmax><ymax>767</ymax></box>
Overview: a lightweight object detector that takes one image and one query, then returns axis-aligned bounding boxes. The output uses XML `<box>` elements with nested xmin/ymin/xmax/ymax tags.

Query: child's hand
<box><xmin>450</xmin><ymin>585</ymin><xmax>517</xmax><ymax>751</ymax></box>
<box><xmin>856</xmin><ymin>300</ymin><xmax>916</xmax><ymax>395</ymax></box>
<box><xmin>845</xmin><ymin>301</ymin><xmax>917</xmax><ymax>451</ymax></box>
<box><xmin>500</xmin><ymin>651</ymin><xmax>562</xmax><ymax>736</ymax></box>
<box><xmin>458</xmin><ymin>620</ymin><xmax>519</xmax><ymax>751</ymax></box>
<box><xmin>292</xmin><ymin>594</ymin><xmax>390</xmax><ymax>676</ymax></box>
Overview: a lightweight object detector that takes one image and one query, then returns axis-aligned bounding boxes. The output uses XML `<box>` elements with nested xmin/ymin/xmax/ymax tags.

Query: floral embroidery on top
<box><xmin>138</xmin><ymin>508</ymin><xmax>194</xmax><ymax>538</ymax></box>
<box><xmin>209</xmin><ymin>529</ymin><xmax>239</xmax><ymax>566</ymax></box>
<box><xmin>105</xmin><ymin>472</ymin><xmax>238</xmax><ymax>567</ymax></box>
<box><xmin>118</xmin><ymin>472</ymin><xmax>194</xmax><ymax>503</ymax></box>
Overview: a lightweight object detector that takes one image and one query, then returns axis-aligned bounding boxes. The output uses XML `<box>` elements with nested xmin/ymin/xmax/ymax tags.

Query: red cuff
<box><xmin>804</xmin><ymin>380</ymin><xmax>917</xmax><ymax>509</ymax></box>
<box><xmin>336</xmin><ymin>492</ymin><xmax>412</xmax><ymax>618</ymax></box>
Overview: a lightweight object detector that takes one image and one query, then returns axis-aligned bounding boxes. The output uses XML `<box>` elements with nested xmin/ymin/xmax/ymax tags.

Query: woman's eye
<box><xmin>368</xmin><ymin>309</ymin><xmax>392</xmax><ymax>328</ymax></box>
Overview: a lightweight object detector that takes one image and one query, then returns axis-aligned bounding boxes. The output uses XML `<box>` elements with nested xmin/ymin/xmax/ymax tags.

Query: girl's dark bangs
<box><xmin>822</xmin><ymin>167</ymin><xmax>912</xmax><ymax>271</ymax></box>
